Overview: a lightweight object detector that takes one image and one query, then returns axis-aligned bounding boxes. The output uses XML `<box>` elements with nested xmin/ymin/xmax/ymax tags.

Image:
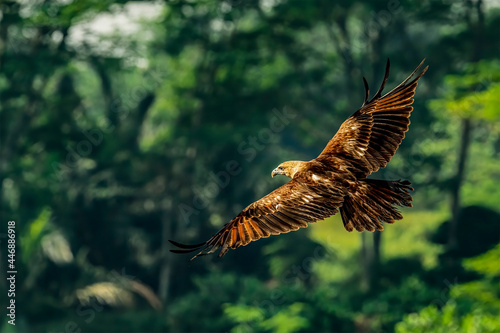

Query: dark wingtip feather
<box><xmin>362</xmin><ymin>77</ymin><xmax>370</xmax><ymax>106</ymax></box>
<box><xmin>189</xmin><ymin>253</ymin><xmax>205</xmax><ymax>261</ymax></box>
<box><xmin>392</xmin><ymin>59</ymin><xmax>428</xmax><ymax>91</ymax></box>
<box><xmin>168</xmin><ymin>239</ymin><xmax>207</xmax><ymax>249</ymax></box>
<box><xmin>170</xmin><ymin>249</ymin><xmax>199</xmax><ymax>254</ymax></box>
<box><xmin>377</xmin><ymin>59</ymin><xmax>429</xmax><ymax>104</ymax></box>
<box><xmin>406</xmin><ymin>59</ymin><xmax>428</xmax><ymax>86</ymax></box>
<box><xmin>372</xmin><ymin>59</ymin><xmax>391</xmax><ymax>101</ymax></box>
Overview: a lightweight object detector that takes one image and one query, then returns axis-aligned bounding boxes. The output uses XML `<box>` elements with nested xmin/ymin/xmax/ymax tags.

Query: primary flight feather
<box><xmin>170</xmin><ymin>59</ymin><xmax>428</xmax><ymax>259</ymax></box>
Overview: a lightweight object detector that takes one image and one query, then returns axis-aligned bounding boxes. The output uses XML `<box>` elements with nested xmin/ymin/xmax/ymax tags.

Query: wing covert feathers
<box><xmin>170</xmin><ymin>176</ymin><xmax>345</xmax><ymax>259</ymax></box>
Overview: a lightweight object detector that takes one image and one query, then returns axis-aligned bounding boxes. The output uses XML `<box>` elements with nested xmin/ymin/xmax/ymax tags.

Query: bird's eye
<box><xmin>279</xmin><ymin>166</ymin><xmax>284</xmax><ymax>170</ymax></box>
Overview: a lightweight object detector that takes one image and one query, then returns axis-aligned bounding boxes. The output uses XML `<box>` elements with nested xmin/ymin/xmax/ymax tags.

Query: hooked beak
<box><xmin>271</xmin><ymin>168</ymin><xmax>282</xmax><ymax>178</ymax></box>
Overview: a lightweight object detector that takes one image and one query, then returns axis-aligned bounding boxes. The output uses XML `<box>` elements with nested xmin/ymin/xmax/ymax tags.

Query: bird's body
<box><xmin>171</xmin><ymin>59</ymin><xmax>428</xmax><ymax>259</ymax></box>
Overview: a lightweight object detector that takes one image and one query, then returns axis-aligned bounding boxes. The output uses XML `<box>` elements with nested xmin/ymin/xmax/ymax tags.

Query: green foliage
<box><xmin>224</xmin><ymin>304</ymin><xmax>265</xmax><ymax>324</ymax></box>
<box><xmin>463</xmin><ymin>244</ymin><xmax>500</xmax><ymax>277</ymax></box>
<box><xmin>19</xmin><ymin>207</ymin><xmax>52</xmax><ymax>265</ymax></box>
<box><xmin>418</xmin><ymin>60</ymin><xmax>500</xmax><ymax>210</ymax></box>
<box><xmin>224</xmin><ymin>302</ymin><xmax>310</xmax><ymax>333</ymax></box>
<box><xmin>261</xmin><ymin>302</ymin><xmax>310</xmax><ymax>333</ymax></box>
<box><xmin>429</xmin><ymin>60</ymin><xmax>500</xmax><ymax>120</ymax></box>
<box><xmin>396</xmin><ymin>245</ymin><xmax>500</xmax><ymax>333</ymax></box>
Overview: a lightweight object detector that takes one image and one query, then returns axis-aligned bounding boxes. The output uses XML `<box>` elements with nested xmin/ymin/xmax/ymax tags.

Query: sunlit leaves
<box><xmin>20</xmin><ymin>206</ymin><xmax>52</xmax><ymax>264</ymax></box>
<box><xmin>429</xmin><ymin>60</ymin><xmax>500</xmax><ymax>120</ymax></box>
<box><xmin>224</xmin><ymin>302</ymin><xmax>310</xmax><ymax>333</ymax></box>
<box><xmin>463</xmin><ymin>243</ymin><xmax>500</xmax><ymax>278</ymax></box>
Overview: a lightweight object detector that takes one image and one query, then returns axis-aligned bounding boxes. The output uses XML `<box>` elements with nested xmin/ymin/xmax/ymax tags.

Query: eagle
<box><xmin>170</xmin><ymin>59</ymin><xmax>428</xmax><ymax>259</ymax></box>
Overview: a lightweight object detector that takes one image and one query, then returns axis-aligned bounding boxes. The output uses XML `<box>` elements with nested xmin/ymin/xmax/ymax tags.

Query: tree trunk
<box><xmin>361</xmin><ymin>232</ymin><xmax>371</xmax><ymax>291</ymax></box>
<box><xmin>373</xmin><ymin>230</ymin><xmax>381</xmax><ymax>267</ymax></box>
<box><xmin>158</xmin><ymin>210</ymin><xmax>173</xmax><ymax>303</ymax></box>
<box><xmin>448</xmin><ymin>118</ymin><xmax>472</xmax><ymax>250</ymax></box>
<box><xmin>448</xmin><ymin>0</ymin><xmax>483</xmax><ymax>251</ymax></box>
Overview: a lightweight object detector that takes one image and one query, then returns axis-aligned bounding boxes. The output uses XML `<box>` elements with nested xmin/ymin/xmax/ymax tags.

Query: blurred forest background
<box><xmin>1</xmin><ymin>0</ymin><xmax>500</xmax><ymax>332</ymax></box>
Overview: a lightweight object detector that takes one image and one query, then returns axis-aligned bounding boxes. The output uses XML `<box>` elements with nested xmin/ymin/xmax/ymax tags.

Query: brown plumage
<box><xmin>170</xmin><ymin>59</ymin><xmax>428</xmax><ymax>259</ymax></box>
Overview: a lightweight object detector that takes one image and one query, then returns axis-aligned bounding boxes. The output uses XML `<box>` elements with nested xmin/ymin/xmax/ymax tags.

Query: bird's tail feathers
<box><xmin>340</xmin><ymin>179</ymin><xmax>413</xmax><ymax>232</ymax></box>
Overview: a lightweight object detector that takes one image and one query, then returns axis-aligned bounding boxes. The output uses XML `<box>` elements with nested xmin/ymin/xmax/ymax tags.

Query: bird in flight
<box><xmin>170</xmin><ymin>59</ymin><xmax>428</xmax><ymax>259</ymax></box>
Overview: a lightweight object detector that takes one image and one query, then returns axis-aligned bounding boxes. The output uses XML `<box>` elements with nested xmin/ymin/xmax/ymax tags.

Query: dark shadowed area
<box><xmin>1</xmin><ymin>0</ymin><xmax>499</xmax><ymax>332</ymax></box>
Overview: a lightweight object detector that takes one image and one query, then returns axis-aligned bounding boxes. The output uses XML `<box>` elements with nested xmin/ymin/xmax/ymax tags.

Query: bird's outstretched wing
<box><xmin>316</xmin><ymin>59</ymin><xmax>428</xmax><ymax>178</ymax></box>
<box><xmin>170</xmin><ymin>171</ymin><xmax>345</xmax><ymax>259</ymax></box>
